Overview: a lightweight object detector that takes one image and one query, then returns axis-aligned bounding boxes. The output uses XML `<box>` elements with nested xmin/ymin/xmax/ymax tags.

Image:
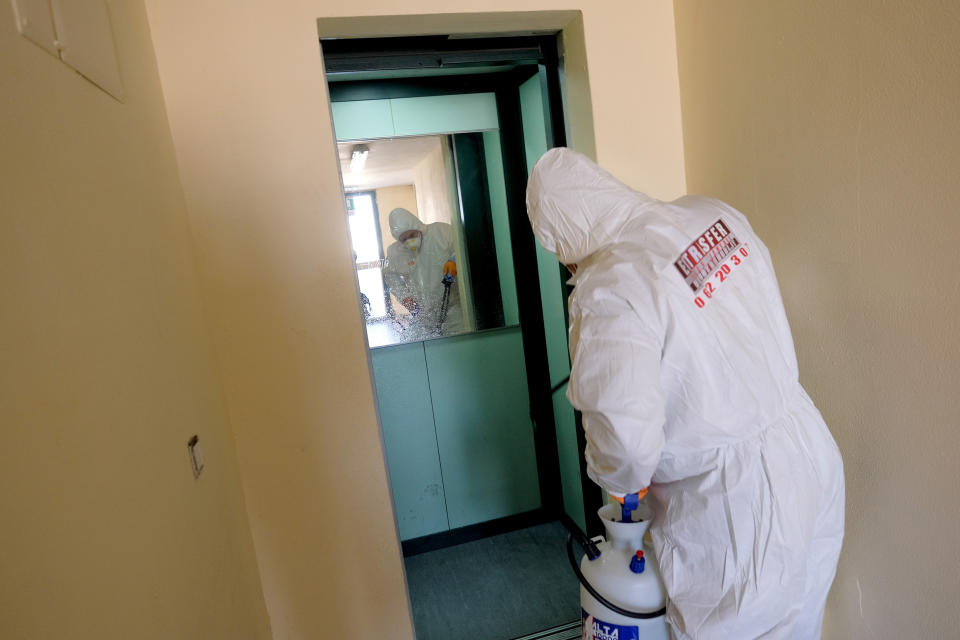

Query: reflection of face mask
<box><xmin>404</xmin><ymin>237</ymin><xmax>421</xmax><ymax>252</ymax></box>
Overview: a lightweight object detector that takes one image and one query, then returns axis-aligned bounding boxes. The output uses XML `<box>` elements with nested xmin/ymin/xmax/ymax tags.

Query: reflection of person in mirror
<box><xmin>383</xmin><ymin>208</ymin><xmax>462</xmax><ymax>338</ymax></box>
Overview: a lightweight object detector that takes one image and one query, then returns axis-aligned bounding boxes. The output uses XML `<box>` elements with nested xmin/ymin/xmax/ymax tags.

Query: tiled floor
<box><xmin>403</xmin><ymin>521</ymin><xmax>580</xmax><ymax>640</ymax></box>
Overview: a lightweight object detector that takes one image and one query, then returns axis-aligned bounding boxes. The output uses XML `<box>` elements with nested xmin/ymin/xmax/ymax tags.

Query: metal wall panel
<box><xmin>482</xmin><ymin>131</ymin><xmax>520</xmax><ymax>326</ymax></box>
<box><xmin>519</xmin><ymin>73</ymin><xmax>570</xmax><ymax>388</ymax></box>
<box><xmin>371</xmin><ymin>343</ymin><xmax>449</xmax><ymax>540</ymax></box>
<box><xmin>425</xmin><ymin>328</ymin><xmax>541</xmax><ymax>528</ymax></box>
<box><xmin>331</xmin><ymin>99</ymin><xmax>394</xmax><ymax>141</ymax></box>
<box><xmin>391</xmin><ymin>93</ymin><xmax>498</xmax><ymax>137</ymax></box>
<box><xmin>552</xmin><ymin>385</ymin><xmax>586</xmax><ymax>531</ymax></box>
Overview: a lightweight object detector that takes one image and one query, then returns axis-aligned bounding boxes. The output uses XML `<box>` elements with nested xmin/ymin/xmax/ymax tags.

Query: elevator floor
<box><xmin>403</xmin><ymin>521</ymin><xmax>580</xmax><ymax>640</ymax></box>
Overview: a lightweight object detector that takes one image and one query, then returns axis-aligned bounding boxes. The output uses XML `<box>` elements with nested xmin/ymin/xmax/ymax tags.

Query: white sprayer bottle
<box><xmin>576</xmin><ymin>501</ymin><xmax>669</xmax><ymax>640</ymax></box>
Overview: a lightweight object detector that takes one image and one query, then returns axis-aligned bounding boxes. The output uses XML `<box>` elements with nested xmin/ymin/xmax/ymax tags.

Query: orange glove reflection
<box><xmin>443</xmin><ymin>260</ymin><xmax>458</xmax><ymax>279</ymax></box>
<box><xmin>610</xmin><ymin>488</ymin><xmax>648</xmax><ymax>504</ymax></box>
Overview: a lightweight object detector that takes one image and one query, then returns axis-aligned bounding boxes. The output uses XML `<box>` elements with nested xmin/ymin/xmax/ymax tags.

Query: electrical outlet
<box><xmin>187</xmin><ymin>435</ymin><xmax>204</xmax><ymax>479</ymax></box>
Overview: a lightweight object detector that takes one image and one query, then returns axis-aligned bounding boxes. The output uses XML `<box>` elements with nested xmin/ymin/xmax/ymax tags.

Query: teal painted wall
<box><xmin>518</xmin><ymin>71</ymin><xmax>585</xmax><ymax>530</ymax></box>
<box><xmin>519</xmin><ymin>72</ymin><xmax>570</xmax><ymax>388</ymax></box>
<box><xmin>425</xmin><ymin>328</ymin><xmax>541</xmax><ymax>528</ymax></box>
<box><xmin>370</xmin><ymin>329</ymin><xmax>540</xmax><ymax>540</ymax></box>
<box><xmin>330</xmin><ymin>100</ymin><xmax>394</xmax><ymax>141</ymax></box>
<box><xmin>370</xmin><ymin>343</ymin><xmax>449</xmax><ymax>540</ymax></box>
<box><xmin>552</xmin><ymin>385</ymin><xmax>586</xmax><ymax>532</ymax></box>
<box><xmin>332</xmin><ymin>94</ymin><xmax>498</xmax><ymax>140</ymax></box>
<box><xmin>481</xmin><ymin>131</ymin><xmax>520</xmax><ymax>326</ymax></box>
<box><xmin>392</xmin><ymin>94</ymin><xmax>498</xmax><ymax>137</ymax></box>
<box><xmin>519</xmin><ymin>73</ymin><xmax>549</xmax><ymax>180</ymax></box>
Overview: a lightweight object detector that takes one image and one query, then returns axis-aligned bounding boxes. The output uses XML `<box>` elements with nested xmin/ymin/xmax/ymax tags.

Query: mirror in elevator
<box><xmin>340</xmin><ymin>134</ymin><xmax>519</xmax><ymax>348</ymax></box>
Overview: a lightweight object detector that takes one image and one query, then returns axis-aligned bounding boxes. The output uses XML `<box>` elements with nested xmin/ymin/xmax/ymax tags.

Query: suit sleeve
<box><xmin>567</xmin><ymin>284</ymin><xmax>666</xmax><ymax>497</ymax></box>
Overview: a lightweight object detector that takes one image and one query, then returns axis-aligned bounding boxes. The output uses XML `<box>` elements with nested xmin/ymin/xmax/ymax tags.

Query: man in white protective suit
<box><xmin>526</xmin><ymin>148</ymin><xmax>844</xmax><ymax>640</ymax></box>
<box><xmin>383</xmin><ymin>208</ymin><xmax>462</xmax><ymax>339</ymax></box>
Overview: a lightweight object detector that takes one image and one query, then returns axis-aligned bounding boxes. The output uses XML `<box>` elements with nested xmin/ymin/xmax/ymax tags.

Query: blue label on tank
<box><xmin>582</xmin><ymin>609</ymin><xmax>640</xmax><ymax>640</ymax></box>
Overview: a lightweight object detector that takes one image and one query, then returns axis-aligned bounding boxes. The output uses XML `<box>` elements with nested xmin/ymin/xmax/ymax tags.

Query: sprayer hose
<box><xmin>566</xmin><ymin>534</ymin><xmax>668</xmax><ymax>620</ymax></box>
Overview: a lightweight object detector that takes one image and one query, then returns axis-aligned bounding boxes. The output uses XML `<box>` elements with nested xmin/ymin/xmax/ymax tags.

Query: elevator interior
<box><xmin>323</xmin><ymin>33</ymin><xmax>601</xmax><ymax>639</ymax></box>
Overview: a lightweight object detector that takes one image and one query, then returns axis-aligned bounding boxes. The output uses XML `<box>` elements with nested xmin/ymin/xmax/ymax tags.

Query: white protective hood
<box><xmin>527</xmin><ymin>148</ymin><xmax>655</xmax><ymax>265</ymax></box>
<box><xmin>526</xmin><ymin>148</ymin><xmax>845</xmax><ymax>640</ymax></box>
<box><xmin>388</xmin><ymin>207</ymin><xmax>425</xmax><ymax>239</ymax></box>
<box><xmin>382</xmin><ymin>208</ymin><xmax>461</xmax><ymax>337</ymax></box>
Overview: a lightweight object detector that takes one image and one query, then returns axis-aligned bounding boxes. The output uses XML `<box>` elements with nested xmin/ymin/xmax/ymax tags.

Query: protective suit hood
<box><xmin>389</xmin><ymin>208</ymin><xmax>425</xmax><ymax>240</ymax></box>
<box><xmin>526</xmin><ymin>148</ymin><xmax>655</xmax><ymax>264</ymax></box>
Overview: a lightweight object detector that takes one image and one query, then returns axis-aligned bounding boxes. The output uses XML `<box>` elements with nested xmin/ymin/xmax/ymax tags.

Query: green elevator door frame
<box><xmin>324</xmin><ymin>35</ymin><xmax>595</xmax><ymax>545</ymax></box>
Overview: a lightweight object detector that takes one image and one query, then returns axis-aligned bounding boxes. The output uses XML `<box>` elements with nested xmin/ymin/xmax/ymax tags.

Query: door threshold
<box><xmin>401</xmin><ymin>508</ymin><xmax>550</xmax><ymax>557</ymax></box>
<box><xmin>510</xmin><ymin>620</ymin><xmax>581</xmax><ymax>640</ymax></box>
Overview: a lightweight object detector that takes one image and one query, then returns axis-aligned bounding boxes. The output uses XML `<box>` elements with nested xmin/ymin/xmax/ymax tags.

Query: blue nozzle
<box><xmin>621</xmin><ymin>492</ymin><xmax>640</xmax><ymax>523</ymax></box>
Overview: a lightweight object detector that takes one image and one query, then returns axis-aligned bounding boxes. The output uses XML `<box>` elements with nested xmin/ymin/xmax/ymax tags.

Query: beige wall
<box><xmin>413</xmin><ymin>137</ymin><xmax>455</xmax><ymax>225</ymax></box>
<box><xmin>0</xmin><ymin>3</ymin><xmax>271</xmax><ymax>639</ymax></box>
<box><xmin>142</xmin><ymin>3</ymin><xmax>685</xmax><ymax>638</ymax></box>
<box><xmin>674</xmin><ymin>1</ymin><xmax>960</xmax><ymax>637</ymax></box>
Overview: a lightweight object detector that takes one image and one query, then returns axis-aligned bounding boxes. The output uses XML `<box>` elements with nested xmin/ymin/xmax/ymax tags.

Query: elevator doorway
<box><xmin>323</xmin><ymin>33</ymin><xmax>598</xmax><ymax>640</ymax></box>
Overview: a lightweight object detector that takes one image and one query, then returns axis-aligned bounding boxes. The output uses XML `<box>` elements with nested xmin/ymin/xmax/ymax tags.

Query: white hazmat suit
<box><xmin>383</xmin><ymin>208</ymin><xmax>462</xmax><ymax>338</ymax></box>
<box><xmin>526</xmin><ymin>149</ymin><xmax>844</xmax><ymax>640</ymax></box>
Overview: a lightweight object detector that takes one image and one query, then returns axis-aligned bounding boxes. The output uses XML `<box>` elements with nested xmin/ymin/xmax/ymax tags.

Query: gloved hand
<box><xmin>611</xmin><ymin>489</ymin><xmax>648</xmax><ymax>523</ymax></box>
<box><xmin>443</xmin><ymin>259</ymin><xmax>457</xmax><ymax>280</ymax></box>
<box><xmin>610</xmin><ymin>488</ymin><xmax>648</xmax><ymax>503</ymax></box>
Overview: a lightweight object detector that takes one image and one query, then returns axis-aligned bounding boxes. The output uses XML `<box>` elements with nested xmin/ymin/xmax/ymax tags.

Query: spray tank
<box><xmin>567</xmin><ymin>497</ymin><xmax>669</xmax><ymax>640</ymax></box>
